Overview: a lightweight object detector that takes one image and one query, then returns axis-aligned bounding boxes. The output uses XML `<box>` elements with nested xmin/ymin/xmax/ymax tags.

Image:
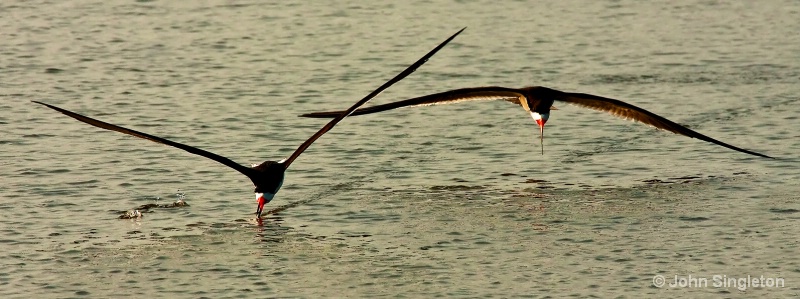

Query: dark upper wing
<box><xmin>554</xmin><ymin>92</ymin><xmax>773</xmax><ymax>158</ymax></box>
<box><xmin>33</xmin><ymin>101</ymin><xmax>258</xmax><ymax>177</ymax></box>
<box><xmin>281</xmin><ymin>27</ymin><xmax>466</xmax><ymax>168</ymax></box>
<box><xmin>299</xmin><ymin>86</ymin><xmax>525</xmax><ymax>118</ymax></box>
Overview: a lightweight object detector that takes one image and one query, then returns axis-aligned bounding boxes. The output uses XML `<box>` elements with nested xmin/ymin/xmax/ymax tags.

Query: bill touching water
<box><xmin>32</xmin><ymin>28</ymin><xmax>465</xmax><ymax>219</ymax></box>
<box><xmin>3</xmin><ymin>0</ymin><xmax>799</xmax><ymax>298</ymax></box>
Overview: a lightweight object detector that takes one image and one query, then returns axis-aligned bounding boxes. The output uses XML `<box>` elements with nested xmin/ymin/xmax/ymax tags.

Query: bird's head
<box><xmin>530</xmin><ymin>111</ymin><xmax>549</xmax><ymax>128</ymax></box>
<box><xmin>250</xmin><ymin>160</ymin><xmax>287</xmax><ymax>218</ymax></box>
<box><xmin>529</xmin><ymin>112</ymin><xmax>549</xmax><ymax>155</ymax></box>
<box><xmin>255</xmin><ymin>192</ymin><xmax>270</xmax><ymax>218</ymax></box>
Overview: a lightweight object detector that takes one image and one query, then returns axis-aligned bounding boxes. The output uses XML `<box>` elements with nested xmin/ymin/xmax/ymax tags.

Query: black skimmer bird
<box><xmin>299</xmin><ymin>86</ymin><xmax>772</xmax><ymax>158</ymax></box>
<box><xmin>34</xmin><ymin>28</ymin><xmax>465</xmax><ymax>218</ymax></box>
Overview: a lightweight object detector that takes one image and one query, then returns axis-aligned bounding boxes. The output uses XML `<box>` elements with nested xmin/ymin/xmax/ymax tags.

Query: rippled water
<box><xmin>2</xmin><ymin>0</ymin><xmax>799</xmax><ymax>297</ymax></box>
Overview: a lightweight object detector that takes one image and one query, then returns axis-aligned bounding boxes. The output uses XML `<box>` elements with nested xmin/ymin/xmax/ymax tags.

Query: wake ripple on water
<box><xmin>581</xmin><ymin>67</ymin><xmax>800</xmax><ymax>86</ymax></box>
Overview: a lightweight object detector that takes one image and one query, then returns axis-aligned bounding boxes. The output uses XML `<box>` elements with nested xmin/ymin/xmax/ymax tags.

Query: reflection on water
<box><xmin>2</xmin><ymin>0</ymin><xmax>800</xmax><ymax>297</ymax></box>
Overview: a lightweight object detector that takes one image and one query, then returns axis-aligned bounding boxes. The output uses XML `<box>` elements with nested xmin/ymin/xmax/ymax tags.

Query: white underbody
<box><xmin>530</xmin><ymin>112</ymin><xmax>549</xmax><ymax>123</ymax></box>
<box><xmin>255</xmin><ymin>175</ymin><xmax>284</xmax><ymax>203</ymax></box>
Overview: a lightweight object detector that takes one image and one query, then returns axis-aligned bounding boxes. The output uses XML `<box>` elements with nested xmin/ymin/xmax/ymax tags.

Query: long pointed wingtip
<box><xmin>32</xmin><ymin>101</ymin><xmax>68</xmax><ymax>113</ymax></box>
<box><xmin>296</xmin><ymin>28</ymin><xmax>465</xmax><ymax>120</ymax></box>
<box><xmin>282</xmin><ymin>27</ymin><xmax>465</xmax><ymax>168</ymax></box>
<box><xmin>298</xmin><ymin>111</ymin><xmax>338</xmax><ymax>118</ymax></box>
<box><xmin>32</xmin><ymin>100</ymin><xmax>66</xmax><ymax>113</ymax></box>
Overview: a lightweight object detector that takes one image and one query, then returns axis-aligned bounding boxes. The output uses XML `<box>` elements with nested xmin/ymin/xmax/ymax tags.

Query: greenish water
<box><xmin>2</xmin><ymin>0</ymin><xmax>799</xmax><ymax>297</ymax></box>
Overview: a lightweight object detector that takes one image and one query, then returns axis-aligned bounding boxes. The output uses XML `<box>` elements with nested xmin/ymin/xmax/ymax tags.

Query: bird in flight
<box><xmin>299</xmin><ymin>85</ymin><xmax>772</xmax><ymax>158</ymax></box>
<box><xmin>34</xmin><ymin>27</ymin><xmax>465</xmax><ymax>218</ymax></box>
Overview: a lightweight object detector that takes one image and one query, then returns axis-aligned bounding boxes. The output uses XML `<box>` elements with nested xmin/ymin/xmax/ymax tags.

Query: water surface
<box><xmin>2</xmin><ymin>0</ymin><xmax>799</xmax><ymax>297</ymax></box>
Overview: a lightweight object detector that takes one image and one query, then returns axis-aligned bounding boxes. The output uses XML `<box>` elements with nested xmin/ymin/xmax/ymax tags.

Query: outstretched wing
<box><xmin>299</xmin><ymin>86</ymin><xmax>525</xmax><ymax>118</ymax></box>
<box><xmin>281</xmin><ymin>27</ymin><xmax>466</xmax><ymax>168</ymax></box>
<box><xmin>554</xmin><ymin>92</ymin><xmax>773</xmax><ymax>158</ymax></box>
<box><xmin>33</xmin><ymin>101</ymin><xmax>258</xmax><ymax>177</ymax></box>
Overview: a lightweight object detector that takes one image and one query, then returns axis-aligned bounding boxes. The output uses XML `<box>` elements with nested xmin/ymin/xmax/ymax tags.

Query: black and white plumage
<box><xmin>300</xmin><ymin>86</ymin><xmax>772</xmax><ymax>158</ymax></box>
<box><xmin>34</xmin><ymin>27</ymin><xmax>465</xmax><ymax>218</ymax></box>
